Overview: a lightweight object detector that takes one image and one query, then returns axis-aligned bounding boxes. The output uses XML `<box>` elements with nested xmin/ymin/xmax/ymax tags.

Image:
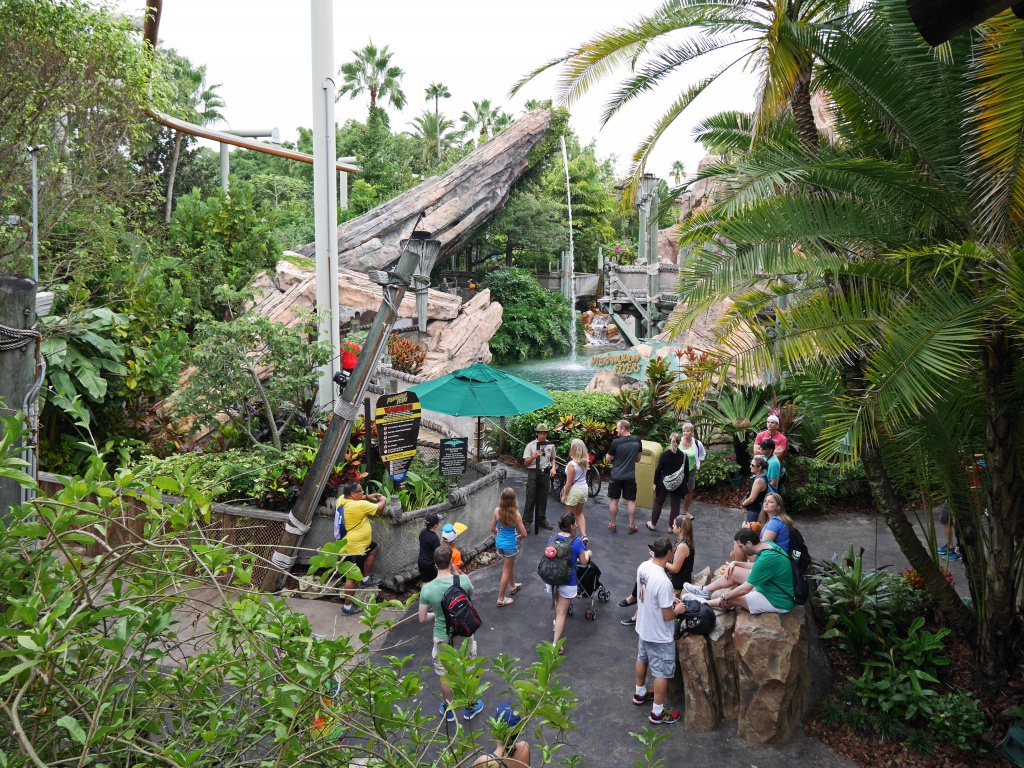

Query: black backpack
<box><xmin>787</xmin><ymin>527</ymin><xmax>812</xmax><ymax>605</ymax></box>
<box><xmin>676</xmin><ymin>597</ymin><xmax>716</xmax><ymax>637</ymax></box>
<box><xmin>441</xmin><ymin>575</ymin><xmax>482</xmax><ymax>639</ymax></box>
<box><xmin>537</xmin><ymin>535</ymin><xmax>573</xmax><ymax>586</ymax></box>
<box><xmin>777</xmin><ymin>463</ymin><xmax>789</xmax><ymax>496</ymax></box>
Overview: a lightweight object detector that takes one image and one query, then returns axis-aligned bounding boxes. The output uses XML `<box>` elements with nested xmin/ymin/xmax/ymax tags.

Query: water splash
<box><xmin>560</xmin><ymin>135</ymin><xmax>577</xmax><ymax>359</ymax></box>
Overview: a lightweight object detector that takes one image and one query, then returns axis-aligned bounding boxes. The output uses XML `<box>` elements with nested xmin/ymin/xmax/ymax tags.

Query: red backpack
<box><xmin>441</xmin><ymin>575</ymin><xmax>482</xmax><ymax>639</ymax></box>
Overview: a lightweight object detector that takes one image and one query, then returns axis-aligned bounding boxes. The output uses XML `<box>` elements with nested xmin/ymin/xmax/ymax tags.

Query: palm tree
<box><xmin>459</xmin><ymin>99</ymin><xmax>502</xmax><ymax>145</ymax></box>
<box><xmin>511</xmin><ymin>0</ymin><xmax>849</xmax><ymax>191</ymax></box>
<box><xmin>667</xmin><ymin>0</ymin><xmax>1024</xmax><ymax>675</ymax></box>
<box><xmin>407</xmin><ymin>110</ymin><xmax>457</xmax><ymax>164</ymax></box>
<box><xmin>670</xmin><ymin>160</ymin><xmax>685</xmax><ymax>186</ymax></box>
<box><xmin>163</xmin><ymin>57</ymin><xmax>224</xmax><ymax>223</ymax></box>
<box><xmin>424</xmin><ymin>82</ymin><xmax>451</xmax><ymax>161</ymax></box>
<box><xmin>337</xmin><ymin>40</ymin><xmax>407</xmax><ymax>114</ymax></box>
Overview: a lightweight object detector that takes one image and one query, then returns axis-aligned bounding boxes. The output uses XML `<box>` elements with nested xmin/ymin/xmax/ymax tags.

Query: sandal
<box><xmin>646</xmin><ymin>522</ymin><xmax>656</xmax><ymax>532</ymax></box>
<box><xmin>510</xmin><ymin>583</ymin><xmax>523</xmax><ymax>595</ymax></box>
<box><xmin>607</xmin><ymin>522</ymin><xmax>617</xmax><ymax>532</ymax></box>
<box><xmin>496</xmin><ymin>598</ymin><xmax>514</xmax><ymax>607</ymax></box>
<box><xmin>628</xmin><ymin>525</ymin><xmax>639</xmax><ymax>534</ymax></box>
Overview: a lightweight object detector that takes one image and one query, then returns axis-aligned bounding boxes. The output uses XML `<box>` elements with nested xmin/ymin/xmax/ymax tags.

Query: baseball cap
<box><xmin>766</xmin><ymin>414</ymin><xmax>780</xmax><ymax>424</ymax></box>
<box><xmin>424</xmin><ymin>512</ymin><xmax>443</xmax><ymax>525</ymax></box>
<box><xmin>441</xmin><ymin>522</ymin><xmax>467</xmax><ymax>542</ymax></box>
<box><xmin>495</xmin><ymin>701</ymin><xmax>522</xmax><ymax>729</ymax></box>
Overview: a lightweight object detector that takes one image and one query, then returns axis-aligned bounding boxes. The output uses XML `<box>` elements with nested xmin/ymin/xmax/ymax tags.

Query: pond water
<box><xmin>498</xmin><ymin>349</ymin><xmax>618</xmax><ymax>391</ymax></box>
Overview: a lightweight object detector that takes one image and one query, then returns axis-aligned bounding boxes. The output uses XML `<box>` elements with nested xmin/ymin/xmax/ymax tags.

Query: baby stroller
<box><xmin>568</xmin><ymin>560</ymin><xmax>610</xmax><ymax>621</ymax></box>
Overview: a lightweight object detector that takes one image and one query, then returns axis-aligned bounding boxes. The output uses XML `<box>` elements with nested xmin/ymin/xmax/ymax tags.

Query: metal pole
<box><xmin>261</xmin><ymin>234</ymin><xmax>441</xmax><ymax>591</ymax></box>
<box><xmin>363</xmin><ymin>396</ymin><xmax>372</xmax><ymax>479</ymax></box>
<box><xmin>219</xmin><ymin>143</ymin><xmax>229</xmax><ymax>191</ymax></box>
<box><xmin>311</xmin><ymin>0</ymin><xmax>341</xmax><ymax>410</ymax></box>
<box><xmin>27</xmin><ymin>146</ymin><xmax>45</xmax><ymax>284</ymax></box>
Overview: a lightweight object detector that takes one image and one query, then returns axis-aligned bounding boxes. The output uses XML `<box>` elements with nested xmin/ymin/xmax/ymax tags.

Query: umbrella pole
<box><xmin>476</xmin><ymin>416</ymin><xmax>482</xmax><ymax>462</ymax></box>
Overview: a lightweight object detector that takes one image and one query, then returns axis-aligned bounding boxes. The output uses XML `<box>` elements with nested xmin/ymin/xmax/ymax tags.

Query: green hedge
<box><xmin>503</xmin><ymin>391</ymin><xmax>620</xmax><ymax>459</ymax></box>
<box><xmin>785</xmin><ymin>456</ymin><xmax>869</xmax><ymax>514</ymax></box>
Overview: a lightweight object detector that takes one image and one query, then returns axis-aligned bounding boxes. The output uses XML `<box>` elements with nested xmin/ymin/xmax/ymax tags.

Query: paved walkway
<box><xmin>289</xmin><ymin>464</ymin><xmax>966</xmax><ymax>767</ymax></box>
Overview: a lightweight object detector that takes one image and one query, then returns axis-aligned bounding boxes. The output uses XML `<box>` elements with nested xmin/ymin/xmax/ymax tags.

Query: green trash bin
<box><xmin>635</xmin><ymin>440</ymin><xmax>663</xmax><ymax>510</ymax></box>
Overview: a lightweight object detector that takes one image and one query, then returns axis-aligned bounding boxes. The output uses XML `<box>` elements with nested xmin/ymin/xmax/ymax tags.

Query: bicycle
<box><xmin>550</xmin><ymin>453</ymin><xmax>602</xmax><ymax>501</ymax></box>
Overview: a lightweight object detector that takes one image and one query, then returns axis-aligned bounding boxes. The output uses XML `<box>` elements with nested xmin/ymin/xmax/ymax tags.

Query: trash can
<box><xmin>635</xmin><ymin>440</ymin><xmax>663</xmax><ymax>509</ymax></box>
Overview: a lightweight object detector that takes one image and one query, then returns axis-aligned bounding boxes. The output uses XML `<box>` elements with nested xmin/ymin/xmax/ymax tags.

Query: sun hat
<box><xmin>535</xmin><ymin>422</ymin><xmax>550</xmax><ymax>432</ymax></box>
<box><xmin>442</xmin><ymin>522</ymin><xmax>467</xmax><ymax>542</ymax></box>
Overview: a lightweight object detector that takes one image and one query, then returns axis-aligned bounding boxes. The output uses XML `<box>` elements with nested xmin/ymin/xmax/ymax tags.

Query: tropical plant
<box><xmin>407</xmin><ymin>109</ymin><xmax>459</xmax><ymax>164</ymax></box>
<box><xmin>172</xmin><ymin>313</ymin><xmax>332</xmax><ymax>451</ymax></box>
<box><xmin>670</xmin><ymin>160</ymin><xmax>686</xmax><ymax>186</ymax></box>
<box><xmin>386</xmin><ymin>333</ymin><xmax>427</xmax><ymax>374</ymax></box>
<box><xmin>784</xmin><ymin>456</ymin><xmax>868</xmax><ymax>515</ymax></box>
<box><xmin>693</xmin><ymin>387</ymin><xmax>766</xmax><ymax>469</ymax></box>
<box><xmin>848</xmin><ymin>662</ymin><xmax>939</xmax><ymax>722</ymax></box>
<box><xmin>504</xmin><ymin>391</ymin><xmax>621</xmax><ymax>457</ymax></box>
<box><xmin>0</xmin><ymin>435</ymin><xmax>580</xmax><ymax>767</ymax></box>
<box><xmin>424</xmin><ymin>81</ymin><xmax>451</xmax><ymax>160</ymax></box>
<box><xmin>512</xmin><ymin>0</ymin><xmax>847</xmax><ymax>194</ymax></box>
<box><xmin>337</xmin><ymin>39</ymin><xmax>407</xmax><ymax>113</ymax></box>
<box><xmin>484</xmin><ymin>267</ymin><xmax>574</xmax><ymax>363</ymax></box>
<box><xmin>663</xmin><ymin>0</ymin><xmax>1024</xmax><ymax>675</ymax></box>
<box><xmin>459</xmin><ymin>99</ymin><xmax>505</xmax><ymax>145</ymax></box>
<box><xmin>928</xmin><ymin>691</ymin><xmax>988</xmax><ymax>750</ymax></box>
<box><xmin>613</xmin><ymin>356</ymin><xmax>678</xmax><ymax>443</ymax></box>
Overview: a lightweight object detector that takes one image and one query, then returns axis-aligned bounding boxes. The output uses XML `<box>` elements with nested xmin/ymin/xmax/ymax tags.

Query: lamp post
<box><xmin>26</xmin><ymin>145</ymin><xmax>46</xmax><ymax>284</ymax></box>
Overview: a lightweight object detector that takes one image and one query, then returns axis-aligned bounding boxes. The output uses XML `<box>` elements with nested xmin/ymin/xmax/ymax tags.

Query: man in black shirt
<box><xmin>418</xmin><ymin>512</ymin><xmax>444</xmax><ymax>582</ymax></box>
<box><xmin>606</xmin><ymin>420</ymin><xmax>643</xmax><ymax>534</ymax></box>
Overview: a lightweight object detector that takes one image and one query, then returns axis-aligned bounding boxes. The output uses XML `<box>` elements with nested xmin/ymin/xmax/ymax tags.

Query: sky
<box><xmin>118</xmin><ymin>0</ymin><xmax>755</xmax><ymax>181</ymax></box>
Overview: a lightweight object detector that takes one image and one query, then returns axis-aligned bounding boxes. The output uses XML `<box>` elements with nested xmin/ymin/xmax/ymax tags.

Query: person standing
<box><xmin>336</xmin><ymin>481</ymin><xmax>386</xmax><ymax>616</ymax></box>
<box><xmin>550</xmin><ymin>512</ymin><xmax>591</xmax><ymax>654</ymax></box>
<box><xmin>561</xmin><ymin>438</ymin><xmax>590</xmax><ymax>542</ymax></box>
<box><xmin>741</xmin><ymin>456</ymin><xmax>771</xmax><ymax>523</ymax></box>
<box><xmin>418</xmin><ymin>544</ymin><xmax>485</xmax><ymax>723</ymax></box>
<box><xmin>522</xmin><ymin>423</ymin><xmax>556</xmax><ymax>531</ymax></box>
<box><xmin>491</xmin><ymin>488</ymin><xmax>528</xmax><ymax>607</ymax></box>
<box><xmin>633</xmin><ymin>537</ymin><xmax>687</xmax><ymax>724</ymax></box>
<box><xmin>621</xmin><ymin>516</ymin><xmax>696</xmax><ymax>625</ymax></box>
<box><xmin>760</xmin><ymin>438</ymin><xmax>781</xmax><ymax>492</ymax></box>
<box><xmin>754</xmin><ymin>415</ymin><xmax>788</xmax><ymax>457</ymax></box>
<box><xmin>418</xmin><ymin>512</ymin><xmax>444</xmax><ymax>583</ymax></box>
<box><xmin>606</xmin><ymin>420</ymin><xmax>643</xmax><ymax>534</ymax></box>
<box><xmin>648</xmin><ymin>432</ymin><xmax>686</xmax><ymax>532</ymax></box>
<box><xmin>678</xmin><ymin>422</ymin><xmax>706</xmax><ymax>518</ymax></box>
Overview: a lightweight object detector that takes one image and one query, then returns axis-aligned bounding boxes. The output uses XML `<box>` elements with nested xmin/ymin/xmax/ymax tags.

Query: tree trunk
<box><xmin>505</xmin><ymin>240</ymin><xmax>514</xmax><ymax>268</ymax></box>
<box><xmin>860</xmin><ymin>440</ymin><xmax>977</xmax><ymax>638</ymax></box>
<box><xmin>790</xmin><ymin>61</ymin><xmax>819</xmax><ymax>154</ymax></box>
<box><xmin>164</xmin><ymin>130</ymin><xmax>182</xmax><ymax>224</ymax></box>
<box><xmin>978</xmin><ymin>329</ymin><xmax>1023</xmax><ymax>675</ymax></box>
<box><xmin>733</xmin><ymin>434</ymin><xmax>751</xmax><ymax>470</ymax></box>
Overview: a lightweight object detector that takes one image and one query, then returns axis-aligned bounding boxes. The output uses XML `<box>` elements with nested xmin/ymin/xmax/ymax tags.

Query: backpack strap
<box><xmin>446</xmin><ymin>574</ymin><xmax>460</xmax><ymax>644</ymax></box>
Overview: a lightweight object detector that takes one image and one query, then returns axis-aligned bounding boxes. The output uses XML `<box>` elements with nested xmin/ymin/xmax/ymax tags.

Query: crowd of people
<box><xmin>331</xmin><ymin>415</ymin><xmax>805</xmax><ymax>757</ymax></box>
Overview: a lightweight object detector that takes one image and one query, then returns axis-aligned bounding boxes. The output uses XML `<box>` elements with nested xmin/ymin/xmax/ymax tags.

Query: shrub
<box><xmin>387</xmin><ymin>333</ymin><xmax>426</xmax><ymax>374</ymax></box>
<box><xmin>928</xmin><ymin>691</ymin><xmax>987</xmax><ymax>750</ymax></box>
<box><xmin>485</xmin><ymin>267</ymin><xmax>573</xmax><ymax>363</ymax></box>
<box><xmin>694</xmin><ymin>450</ymin><xmax>735</xmax><ymax>488</ymax></box>
<box><xmin>784</xmin><ymin>456</ymin><xmax>869</xmax><ymax>514</ymax></box>
<box><xmin>505</xmin><ymin>390</ymin><xmax>620</xmax><ymax>459</ymax></box>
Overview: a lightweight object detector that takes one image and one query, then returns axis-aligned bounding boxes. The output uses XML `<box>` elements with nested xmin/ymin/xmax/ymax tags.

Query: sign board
<box><xmin>375</xmin><ymin>391</ymin><xmax>421</xmax><ymax>481</ymax></box>
<box><xmin>439</xmin><ymin>437</ymin><xmax>469</xmax><ymax>477</ymax></box>
<box><xmin>589</xmin><ymin>350</ymin><xmax>643</xmax><ymax>376</ymax></box>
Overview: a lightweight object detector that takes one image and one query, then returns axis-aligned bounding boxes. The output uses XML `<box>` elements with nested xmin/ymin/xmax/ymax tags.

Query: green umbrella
<box><xmin>409</xmin><ymin>363</ymin><xmax>554</xmax><ymax>458</ymax></box>
<box><xmin>410</xmin><ymin>363</ymin><xmax>553</xmax><ymax>416</ymax></box>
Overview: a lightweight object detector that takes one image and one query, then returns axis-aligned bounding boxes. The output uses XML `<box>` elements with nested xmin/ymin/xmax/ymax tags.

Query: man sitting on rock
<box><xmin>684</xmin><ymin>529</ymin><xmax>794</xmax><ymax>614</ymax></box>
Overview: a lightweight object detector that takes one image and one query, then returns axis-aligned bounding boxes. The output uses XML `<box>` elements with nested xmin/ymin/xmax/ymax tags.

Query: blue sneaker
<box><xmin>944</xmin><ymin>550</ymin><xmax>961</xmax><ymax>561</ymax></box>
<box><xmin>936</xmin><ymin>545</ymin><xmax>950</xmax><ymax>555</ymax></box>
<box><xmin>439</xmin><ymin>702</ymin><xmax>456</xmax><ymax>724</ymax></box>
<box><xmin>463</xmin><ymin>699</ymin><xmax>484</xmax><ymax>721</ymax></box>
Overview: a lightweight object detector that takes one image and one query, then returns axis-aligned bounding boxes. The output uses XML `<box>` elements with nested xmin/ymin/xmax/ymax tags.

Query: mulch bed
<box><xmin>804</xmin><ymin>635</ymin><xmax>1022</xmax><ymax>768</ymax></box>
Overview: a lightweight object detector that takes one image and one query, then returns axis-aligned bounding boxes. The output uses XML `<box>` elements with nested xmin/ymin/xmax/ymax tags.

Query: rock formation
<box><xmin>248</xmin><ymin>256</ymin><xmax>501</xmax><ymax>381</ymax></box>
<box><xmin>675</xmin><ymin>604</ymin><xmax>831</xmax><ymax>748</ymax></box>
<box><xmin>299</xmin><ymin>110</ymin><xmax>553</xmax><ymax>272</ymax></box>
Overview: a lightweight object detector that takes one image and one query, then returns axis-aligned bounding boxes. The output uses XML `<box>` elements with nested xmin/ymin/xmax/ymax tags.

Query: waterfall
<box><xmin>560</xmin><ymin>135</ymin><xmax>577</xmax><ymax>359</ymax></box>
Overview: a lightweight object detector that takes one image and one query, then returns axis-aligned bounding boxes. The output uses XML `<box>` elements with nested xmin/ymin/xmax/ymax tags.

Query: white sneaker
<box><xmin>683</xmin><ymin>583</ymin><xmax>711</xmax><ymax>600</ymax></box>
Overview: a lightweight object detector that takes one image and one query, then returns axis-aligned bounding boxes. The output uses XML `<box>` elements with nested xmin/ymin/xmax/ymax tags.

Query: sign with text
<box><xmin>375</xmin><ymin>391</ymin><xmax>421</xmax><ymax>481</ymax></box>
<box><xmin>590</xmin><ymin>350</ymin><xmax>643</xmax><ymax>376</ymax></box>
<box><xmin>439</xmin><ymin>437</ymin><xmax>469</xmax><ymax>476</ymax></box>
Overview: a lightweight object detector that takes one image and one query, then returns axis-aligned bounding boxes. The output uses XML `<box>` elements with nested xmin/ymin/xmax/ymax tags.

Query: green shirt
<box><xmin>420</xmin><ymin>573</ymin><xmax>475</xmax><ymax>640</ymax></box>
<box><xmin>748</xmin><ymin>541</ymin><xmax>795</xmax><ymax>611</ymax></box>
<box><xmin>682</xmin><ymin>444</ymin><xmax>697</xmax><ymax>471</ymax></box>
<box><xmin>765</xmin><ymin>455</ymin><xmax>781</xmax><ymax>490</ymax></box>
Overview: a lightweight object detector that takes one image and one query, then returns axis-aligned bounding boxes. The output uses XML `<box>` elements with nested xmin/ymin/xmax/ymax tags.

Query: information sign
<box><xmin>439</xmin><ymin>437</ymin><xmax>469</xmax><ymax>477</ymax></box>
<box><xmin>375</xmin><ymin>391</ymin><xmax>421</xmax><ymax>481</ymax></box>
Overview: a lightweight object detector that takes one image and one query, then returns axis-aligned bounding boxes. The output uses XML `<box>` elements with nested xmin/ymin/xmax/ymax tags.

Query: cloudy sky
<box><xmin>119</xmin><ymin>0</ymin><xmax>755</xmax><ymax>180</ymax></box>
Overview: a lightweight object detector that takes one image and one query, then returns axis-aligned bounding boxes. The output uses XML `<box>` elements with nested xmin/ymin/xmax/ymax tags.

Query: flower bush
<box><xmin>386</xmin><ymin>333</ymin><xmax>426</xmax><ymax>374</ymax></box>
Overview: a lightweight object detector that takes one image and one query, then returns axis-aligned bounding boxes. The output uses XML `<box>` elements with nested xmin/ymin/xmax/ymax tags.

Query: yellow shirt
<box><xmin>337</xmin><ymin>497</ymin><xmax>378</xmax><ymax>555</ymax></box>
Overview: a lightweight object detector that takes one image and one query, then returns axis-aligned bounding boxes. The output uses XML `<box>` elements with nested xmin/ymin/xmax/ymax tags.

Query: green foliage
<box><xmin>848</xmin><ymin>663</ymin><xmax>939</xmax><ymax>722</ymax></box>
<box><xmin>169</xmin><ymin>181</ymin><xmax>281</xmax><ymax>314</ymax></box>
<box><xmin>337</xmin><ymin>40</ymin><xmax>407</xmax><ymax>113</ymax></box>
<box><xmin>878</xmin><ymin>617</ymin><xmax>950</xmax><ymax>677</ymax></box>
<box><xmin>482</xmin><ymin>185</ymin><xmax>568</xmax><ymax>268</ymax></box>
<box><xmin>505</xmin><ymin>391</ymin><xmax>621</xmax><ymax>458</ymax></box>
<box><xmin>693</xmin><ymin>387</ymin><xmax>767</xmax><ymax>468</ymax></box>
<box><xmin>928</xmin><ymin>691</ymin><xmax>987</xmax><ymax>750</ymax></box>
<box><xmin>0</xmin><ymin>448</ymin><xmax>580</xmax><ymax>766</ymax></box>
<box><xmin>172</xmin><ymin>313</ymin><xmax>332</xmax><ymax>451</ymax></box>
<box><xmin>905</xmin><ymin>728</ymin><xmax>935</xmax><ymax>755</ymax></box>
<box><xmin>613</xmin><ymin>357</ymin><xmax>679</xmax><ymax>443</ymax></box>
<box><xmin>693</xmin><ymin>450</ymin><xmax>735</xmax><ymax>488</ymax></box>
<box><xmin>485</xmin><ymin>267</ymin><xmax>574</xmax><ymax>363</ymax></box>
<box><xmin>784</xmin><ymin>456</ymin><xmax>869</xmax><ymax>514</ymax></box>
<box><xmin>370</xmin><ymin>459</ymin><xmax>450</xmax><ymax>511</ymax></box>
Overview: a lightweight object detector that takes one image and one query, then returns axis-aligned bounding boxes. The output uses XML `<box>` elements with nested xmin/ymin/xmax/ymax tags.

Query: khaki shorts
<box><xmin>564</xmin><ymin>486</ymin><xmax>587</xmax><ymax>506</ymax></box>
<box><xmin>432</xmin><ymin>635</ymin><xmax>478</xmax><ymax>675</ymax></box>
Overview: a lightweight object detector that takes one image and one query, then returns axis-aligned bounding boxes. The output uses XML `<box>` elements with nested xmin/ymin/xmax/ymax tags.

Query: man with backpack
<box><xmin>633</xmin><ymin>537</ymin><xmax>691</xmax><ymax>725</ymax></box>
<box><xmin>684</xmin><ymin>529</ymin><xmax>795</xmax><ymax>614</ymax></box>
<box><xmin>418</xmin><ymin>544</ymin><xmax>485</xmax><ymax>724</ymax></box>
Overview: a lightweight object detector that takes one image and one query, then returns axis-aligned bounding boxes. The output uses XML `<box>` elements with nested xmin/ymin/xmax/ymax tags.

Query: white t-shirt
<box><xmin>635</xmin><ymin>560</ymin><xmax>676</xmax><ymax>644</ymax></box>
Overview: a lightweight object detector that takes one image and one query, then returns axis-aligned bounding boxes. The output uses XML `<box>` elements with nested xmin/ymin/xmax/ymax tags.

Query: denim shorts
<box><xmin>496</xmin><ymin>546</ymin><xmax>519</xmax><ymax>558</ymax></box>
<box><xmin>637</xmin><ymin>637</ymin><xmax>677</xmax><ymax>680</ymax></box>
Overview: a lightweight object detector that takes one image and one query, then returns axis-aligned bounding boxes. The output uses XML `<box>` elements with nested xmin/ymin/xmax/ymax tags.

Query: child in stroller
<box><xmin>570</xmin><ymin>558</ymin><xmax>610</xmax><ymax>621</ymax></box>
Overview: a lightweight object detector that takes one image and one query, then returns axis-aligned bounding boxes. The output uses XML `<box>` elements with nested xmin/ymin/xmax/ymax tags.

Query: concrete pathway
<box><xmin>286</xmin><ymin>464</ymin><xmax>966</xmax><ymax>767</ymax></box>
